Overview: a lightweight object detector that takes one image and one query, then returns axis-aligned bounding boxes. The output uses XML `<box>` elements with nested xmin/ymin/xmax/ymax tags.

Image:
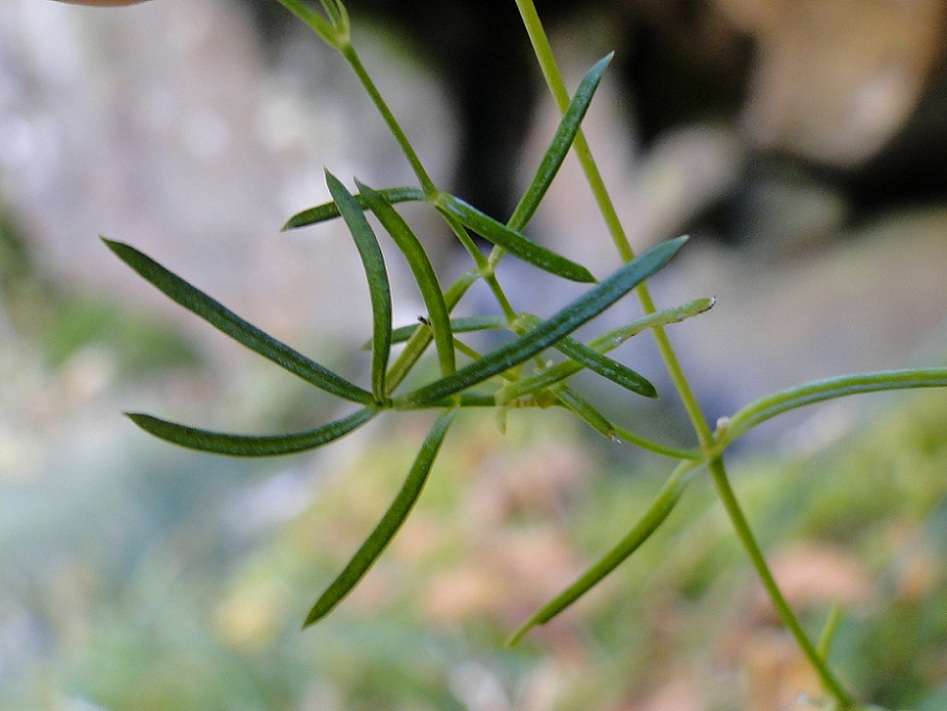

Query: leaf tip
<box><xmin>301</xmin><ymin>608</ymin><xmax>325</xmax><ymax>630</ymax></box>
<box><xmin>505</xmin><ymin>622</ymin><xmax>533</xmax><ymax>648</ymax></box>
<box><xmin>574</xmin><ymin>266</ymin><xmax>598</xmax><ymax>284</ymax></box>
<box><xmin>100</xmin><ymin>236</ymin><xmax>122</xmax><ymax>253</ymax></box>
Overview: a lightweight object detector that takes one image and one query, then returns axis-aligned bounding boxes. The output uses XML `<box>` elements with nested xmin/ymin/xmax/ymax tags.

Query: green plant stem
<box><xmin>708</xmin><ymin>457</ymin><xmax>856</xmax><ymax>708</ymax></box>
<box><xmin>513</xmin><ymin>0</ymin><xmax>711</xmax><ymax>449</ymax></box>
<box><xmin>336</xmin><ymin>38</ymin><xmax>538</xmax><ymax>337</ymax></box>
<box><xmin>513</xmin><ymin>0</ymin><xmax>631</xmax><ymax>263</ymax></box>
<box><xmin>341</xmin><ymin>44</ymin><xmax>438</xmax><ymax>199</ymax></box>
<box><xmin>514</xmin><ymin>1</ymin><xmax>855</xmax><ymax>704</ymax></box>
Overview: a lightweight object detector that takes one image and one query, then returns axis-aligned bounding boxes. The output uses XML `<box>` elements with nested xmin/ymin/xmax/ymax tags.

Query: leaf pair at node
<box><xmin>104</xmin><ymin>45</ymin><xmax>705</xmax><ymax>632</ymax></box>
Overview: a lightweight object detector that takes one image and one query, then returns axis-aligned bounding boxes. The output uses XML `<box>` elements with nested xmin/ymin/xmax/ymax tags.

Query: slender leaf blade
<box><xmin>496</xmin><ymin>297</ymin><xmax>714</xmax><ymax>404</ymax></box>
<box><xmin>509</xmin><ymin>53</ymin><xmax>612</xmax><ymax>231</ymax></box>
<box><xmin>127</xmin><ymin>408</ymin><xmax>378</xmax><ymax>457</ymax></box>
<box><xmin>507</xmin><ymin>458</ymin><xmax>702</xmax><ymax>646</ymax></box>
<box><xmin>304</xmin><ymin>409</ymin><xmax>457</xmax><ymax>626</ymax></box>
<box><xmin>103</xmin><ymin>239</ymin><xmax>373</xmax><ymax>404</ymax></box>
<box><xmin>720</xmin><ymin>368</ymin><xmax>947</xmax><ymax>445</ymax></box>
<box><xmin>586</xmin><ymin>297</ymin><xmax>715</xmax><ymax>352</ymax></box>
<box><xmin>356</xmin><ymin>180</ymin><xmax>456</xmax><ymax>376</ymax></box>
<box><xmin>437</xmin><ymin>194</ymin><xmax>595</xmax><ymax>283</ymax></box>
<box><xmin>555</xmin><ymin>336</ymin><xmax>656</xmax><ymax>398</ymax></box>
<box><xmin>555</xmin><ymin>387</ymin><xmax>699</xmax><ymax>458</ymax></box>
<box><xmin>513</xmin><ymin>312</ymin><xmax>656</xmax><ymax>397</ymax></box>
<box><xmin>385</xmin><ymin>270</ymin><xmax>480</xmax><ymax>393</ymax></box>
<box><xmin>283</xmin><ymin>187</ymin><xmax>426</xmax><ymax>230</ymax></box>
<box><xmin>554</xmin><ymin>385</ymin><xmax>618</xmax><ymax>440</ymax></box>
<box><xmin>326</xmin><ymin>171</ymin><xmax>392</xmax><ymax>402</ymax></box>
<box><xmin>398</xmin><ymin>236</ymin><xmax>688</xmax><ymax>407</ymax></box>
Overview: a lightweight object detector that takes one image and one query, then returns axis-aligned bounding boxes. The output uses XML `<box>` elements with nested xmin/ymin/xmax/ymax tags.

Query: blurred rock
<box><xmin>0</xmin><ymin>0</ymin><xmax>454</xmax><ymax>361</ymax></box>
<box><xmin>728</xmin><ymin>0</ymin><xmax>946</xmax><ymax>166</ymax></box>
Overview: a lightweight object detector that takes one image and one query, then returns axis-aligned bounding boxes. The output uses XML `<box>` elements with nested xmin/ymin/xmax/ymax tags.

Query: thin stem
<box><xmin>612</xmin><ymin>425</ymin><xmax>701</xmax><ymax>460</ymax></box>
<box><xmin>338</xmin><ymin>39</ymin><xmax>527</xmax><ymax>368</ymax></box>
<box><xmin>385</xmin><ymin>272</ymin><xmax>478</xmax><ymax>392</ymax></box>
<box><xmin>438</xmin><ymin>210</ymin><xmax>519</xmax><ymax>322</ymax></box>
<box><xmin>341</xmin><ymin>44</ymin><xmax>438</xmax><ymax>198</ymax></box>
<box><xmin>513</xmin><ymin>0</ymin><xmax>712</xmax><ymax>448</ymax></box>
<box><xmin>708</xmin><ymin>457</ymin><xmax>856</xmax><ymax>708</ymax></box>
<box><xmin>515</xmin><ymin>2</ymin><xmax>854</xmax><ymax>705</ymax></box>
<box><xmin>513</xmin><ymin>0</ymin><xmax>633</xmax><ymax>263</ymax></box>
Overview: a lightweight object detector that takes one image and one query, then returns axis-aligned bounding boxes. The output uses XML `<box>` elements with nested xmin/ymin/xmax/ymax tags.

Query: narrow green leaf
<box><xmin>385</xmin><ymin>270</ymin><xmax>480</xmax><ymax>393</ymax></box>
<box><xmin>514</xmin><ymin>312</ymin><xmax>656</xmax><ymax>398</ymax></box>
<box><xmin>507</xmin><ymin>458</ymin><xmax>702</xmax><ymax>646</ymax></box>
<box><xmin>304</xmin><ymin>409</ymin><xmax>457</xmax><ymax>626</ymax></box>
<box><xmin>436</xmin><ymin>193</ymin><xmax>595</xmax><ymax>283</ymax></box>
<box><xmin>554</xmin><ymin>385</ymin><xmax>618</xmax><ymax>440</ymax></box>
<box><xmin>103</xmin><ymin>239</ymin><xmax>373</xmax><ymax>405</ymax></box>
<box><xmin>719</xmin><ymin>368</ymin><xmax>947</xmax><ymax>446</ymax></box>
<box><xmin>326</xmin><ymin>172</ymin><xmax>392</xmax><ymax>402</ymax></box>
<box><xmin>127</xmin><ymin>408</ymin><xmax>378</xmax><ymax>457</ymax></box>
<box><xmin>556</xmin><ymin>337</ymin><xmax>656</xmax><ymax>397</ymax></box>
<box><xmin>496</xmin><ymin>297</ymin><xmax>713</xmax><ymax>405</ymax></box>
<box><xmin>508</xmin><ymin>53</ymin><xmax>612</xmax><ymax>231</ymax></box>
<box><xmin>282</xmin><ymin>187</ymin><xmax>426</xmax><ymax>230</ymax></box>
<box><xmin>356</xmin><ymin>180</ymin><xmax>456</xmax><ymax>376</ymax></box>
<box><xmin>397</xmin><ymin>236</ymin><xmax>688</xmax><ymax>407</ymax></box>
<box><xmin>587</xmin><ymin>297</ymin><xmax>715</xmax><ymax>352</ymax></box>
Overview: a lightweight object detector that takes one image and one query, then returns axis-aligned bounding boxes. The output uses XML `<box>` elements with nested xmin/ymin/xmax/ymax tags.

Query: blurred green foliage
<box><xmin>1</xmin><ymin>208</ymin><xmax>199</xmax><ymax>380</ymax></box>
<box><xmin>2</xmin><ymin>388</ymin><xmax>943</xmax><ymax>710</ymax></box>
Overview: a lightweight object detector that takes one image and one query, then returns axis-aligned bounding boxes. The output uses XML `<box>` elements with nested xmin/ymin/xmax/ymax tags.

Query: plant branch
<box><xmin>512</xmin><ymin>0</ymin><xmax>712</xmax><ymax>449</ymax></box>
<box><xmin>708</xmin><ymin>457</ymin><xmax>856</xmax><ymax>707</ymax></box>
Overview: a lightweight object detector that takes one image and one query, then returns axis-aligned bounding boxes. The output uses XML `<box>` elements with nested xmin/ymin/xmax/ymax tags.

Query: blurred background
<box><xmin>0</xmin><ymin>0</ymin><xmax>945</xmax><ymax>709</ymax></box>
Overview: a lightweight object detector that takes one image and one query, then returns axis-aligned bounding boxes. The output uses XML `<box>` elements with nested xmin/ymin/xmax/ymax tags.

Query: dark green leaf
<box><xmin>512</xmin><ymin>312</ymin><xmax>655</xmax><ymax>398</ymax></box>
<box><xmin>436</xmin><ymin>194</ymin><xmax>595</xmax><ymax>283</ymax></box>
<box><xmin>282</xmin><ymin>187</ymin><xmax>425</xmax><ymax>231</ymax></box>
<box><xmin>555</xmin><ymin>336</ymin><xmax>656</xmax><ymax>398</ymax></box>
<box><xmin>304</xmin><ymin>409</ymin><xmax>457</xmax><ymax>626</ymax></box>
<box><xmin>496</xmin><ymin>297</ymin><xmax>714</xmax><ymax>404</ymax></box>
<box><xmin>397</xmin><ymin>236</ymin><xmax>688</xmax><ymax>407</ymax></box>
<box><xmin>103</xmin><ymin>239</ymin><xmax>373</xmax><ymax>404</ymax></box>
<box><xmin>356</xmin><ymin>180</ymin><xmax>455</xmax><ymax>376</ymax></box>
<box><xmin>127</xmin><ymin>408</ymin><xmax>378</xmax><ymax>457</ymax></box>
<box><xmin>509</xmin><ymin>53</ymin><xmax>612</xmax><ymax>231</ymax></box>
<box><xmin>326</xmin><ymin>172</ymin><xmax>392</xmax><ymax>402</ymax></box>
